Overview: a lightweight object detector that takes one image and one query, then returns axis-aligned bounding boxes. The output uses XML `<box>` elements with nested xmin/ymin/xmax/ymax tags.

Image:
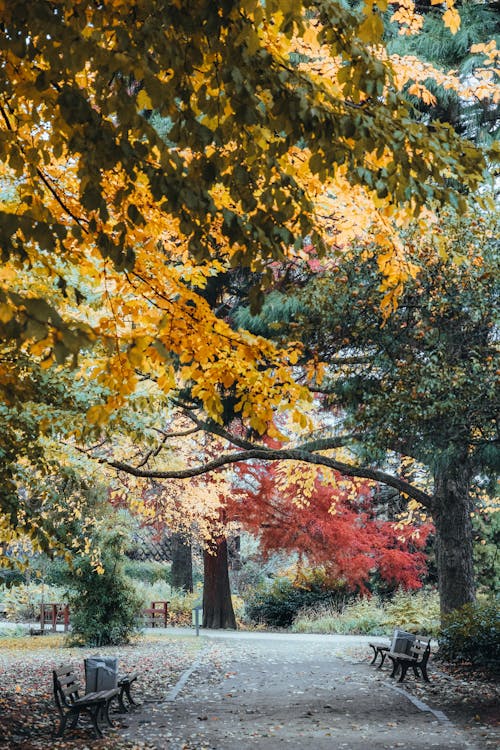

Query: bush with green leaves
<box><xmin>438</xmin><ymin>600</ymin><xmax>500</xmax><ymax>669</ymax></box>
<box><xmin>293</xmin><ymin>597</ymin><xmax>387</xmax><ymax>635</ymax></box>
<box><xmin>0</xmin><ymin>624</ymin><xmax>28</xmax><ymax>638</ymax></box>
<box><xmin>383</xmin><ymin>589</ymin><xmax>440</xmax><ymax>634</ymax></box>
<box><xmin>63</xmin><ymin>518</ymin><xmax>143</xmax><ymax>647</ymax></box>
<box><xmin>123</xmin><ymin>560</ymin><xmax>172</xmax><ymax>584</ymax></box>
<box><xmin>473</xmin><ymin>510</ymin><xmax>500</xmax><ymax>596</ymax></box>
<box><xmin>245</xmin><ymin>574</ymin><xmax>350</xmax><ymax>628</ymax></box>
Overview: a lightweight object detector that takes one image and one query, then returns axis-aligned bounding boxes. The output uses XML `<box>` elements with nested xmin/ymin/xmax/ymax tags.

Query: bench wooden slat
<box><xmin>61</xmin><ymin>683</ymin><xmax>82</xmax><ymax>697</ymax></box>
<box><xmin>54</xmin><ymin>664</ymin><xmax>74</xmax><ymax>676</ymax></box>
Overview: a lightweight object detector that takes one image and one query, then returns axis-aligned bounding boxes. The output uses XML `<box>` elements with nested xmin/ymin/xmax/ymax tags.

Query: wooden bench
<box><xmin>387</xmin><ymin>634</ymin><xmax>432</xmax><ymax>683</ymax></box>
<box><xmin>52</xmin><ymin>664</ymin><xmax>120</xmax><ymax>738</ymax></box>
<box><xmin>142</xmin><ymin>600</ymin><xmax>169</xmax><ymax>628</ymax></box>
<box><xmin>369</xmin><ymin>629</ymin><xmax>415</xmax><ymax>670</ymax></box>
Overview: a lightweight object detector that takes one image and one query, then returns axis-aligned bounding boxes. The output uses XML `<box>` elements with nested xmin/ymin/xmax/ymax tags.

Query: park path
<box><xmin>118</xmin><ymin>630</ymin><xmax>480</xmax><ymax>750</ymax></box>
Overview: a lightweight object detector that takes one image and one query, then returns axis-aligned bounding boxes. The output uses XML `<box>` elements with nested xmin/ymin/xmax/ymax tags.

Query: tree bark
<box><xmin>202</xmin><ymin>537</ymin><xmax>236</xmax><ymax>629</ymax></box>
<box><xmin>432</xmin><ymin>454</ymin><xmax>476</xmax><ymax>618</ymax></box>
<box><xmin>170</xmin><ymin>533</ymin><xmax>193</xmax><ymax>592</ymax></box>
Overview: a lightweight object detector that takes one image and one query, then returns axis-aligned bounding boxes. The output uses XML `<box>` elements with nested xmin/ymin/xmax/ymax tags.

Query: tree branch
<box><xmin>100</xmin><ymin>446</ymin><xmax>432</xmax><ymax>509</ymax></box>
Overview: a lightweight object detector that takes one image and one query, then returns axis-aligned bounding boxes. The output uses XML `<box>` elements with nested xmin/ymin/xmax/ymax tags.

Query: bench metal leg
<box><xmin>55</xmin><ymin>709</ymin><xmax>80</xmax><ymax>738</ymax></box>
<box><xmin>420</xmin><ymin>664</ymin><xmax>430</xmax><ymax>682</ymax></box>
<box><xmin>69</xmin><ymin>712</ymin><xmax>79</xmax><ymax>729</ymax></box>
<box><xmin>123</xmin><ymin>681</ymin><xmax>138</xmax><ymax>706</ymax></box>
<box><xmin>55</xmin><ymin>713</ymin><xmax>70</xmax><ymax>738</ymax></box>
<box><xmin>117</xmin><ymin>688</ymin><xmax>128</xmax><ymax>713</ymax></box>
<box><xmin>369</xmin><ymin>645</ymin><xmax>378</xmax><ymax>664</ymax></box>
<box><xmin>388</xmin><ymin>657</ymin><xmax>400</xmax><ymax>678</ymax></box>
<box><xmin>102</xmin><ymin>700</ymin><xmax>114</xmax><ymax>727</ymax></box>
<box><xmin>87</xmin><ymin>705</ymin><xmax>104</xmax><ymax>738</ymax></box>
<box><xmin>397</xmin><ymin>662</ymin><xmax>410</xmax><ymax>683</ymax></box>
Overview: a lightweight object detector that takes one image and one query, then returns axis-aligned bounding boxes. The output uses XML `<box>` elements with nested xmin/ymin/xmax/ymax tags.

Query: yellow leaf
<box><xmin>358</xmin><ymin>13</ymin><xmax>384</xmax><ymax>43</ymax></box>
<box><xmin>0</xmin><ymin>302</ymin><xmax>13</xmax><ymax>323</ymax></box>
<box><xmin>443</xmin><ymin>8</ymin><xmax>460</xmax><ymax>34</ymax></box>
<box><xmin>137</xmin><ymin>89</ymin><xmax>153</xmax><ymax>109</ymax></box>
<box><xmin>86</xmin><ymin>405</ymin><xmax>108</xmax><ymax>426</ymax></box>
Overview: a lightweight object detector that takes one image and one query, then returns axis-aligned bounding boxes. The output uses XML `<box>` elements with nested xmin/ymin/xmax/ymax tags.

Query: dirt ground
<box><xmin>0</xmin><ymin>629</ymin><xmax>498</xmax><ymax>749</ymax></box>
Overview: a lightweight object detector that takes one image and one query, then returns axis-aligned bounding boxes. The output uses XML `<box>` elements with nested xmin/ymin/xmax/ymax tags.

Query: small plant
<box><xmin>438</xmin><ymin>600</ymin><xmax>500</xmax><ymax>669</ymax></box>
<box><xmin>293</xmin><ymin>596</ymin><xmax>387</xmax><ymax>635</ymax></box>
<box><xmin>383</xmin><ymin>589</ymin><xmax>440</xmax><ymax>635</ymax></box>
<box><xmin>63</xmin><ymin>519</ymin><xmax>143</xmax><ymax>647</ymax></box>
<box><xmin>0</xmin><ymin>624</ymin><xmax>28</xmax><ymax>638</ymax></box>
<box><xmin>245</xmin><ymin>572</ymin><xmax>349</xmax><ymax>628</ymax></box>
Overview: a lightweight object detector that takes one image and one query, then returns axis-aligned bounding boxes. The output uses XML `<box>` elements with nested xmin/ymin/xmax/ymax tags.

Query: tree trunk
<box><xmin>202</xmin><ymin>537</ymin><xmax>236</xmax><ymax>629</ymax></box>
<box><xmin>432</xmin><ymin>455</ymin><xmax>476</xmax><ymax>618</ymax></box>
<box><xmin>170</xmin><ymin>533</ymin><xmax>193</xmax><ymax>592</ymax></box>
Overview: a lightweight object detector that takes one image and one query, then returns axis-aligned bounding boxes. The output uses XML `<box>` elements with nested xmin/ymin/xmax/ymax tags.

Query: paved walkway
<box><xmin>119</xmin><ymin>631</ymin><xmax>480</xmax><ymax>750</ymax></box>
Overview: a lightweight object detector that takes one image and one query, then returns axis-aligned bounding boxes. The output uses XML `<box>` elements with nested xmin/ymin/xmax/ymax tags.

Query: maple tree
<box><xmin>229</xmin><ymin>461</ymin><xmax>432</xmax><ymax>593</ymax></box>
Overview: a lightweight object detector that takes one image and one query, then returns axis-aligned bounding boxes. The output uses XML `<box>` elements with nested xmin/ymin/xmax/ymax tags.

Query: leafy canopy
<box><xmin>0</xmin><ymin>0</ymin><xmax>494</xmax><ymax>408</ymax></box>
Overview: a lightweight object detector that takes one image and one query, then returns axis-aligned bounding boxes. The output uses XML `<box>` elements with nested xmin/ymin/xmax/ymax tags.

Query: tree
<box><xmin>387</xmin><ymin>0</ymin><xmax>500</xmax><ymax>144</ymax></box>
<box><xmin>202</xmin><ymin>535</ymin><xmax>237</xmax><ymax>629</ymax></box>
<box><xmin>104</xmin><ymin>207</ymin><xmax>498</xmax><ymax>621</ymax></box>
<box><xmin>1</xmin><ymin>1</ymin><xmax>497</xmax><ymax>616</ymax></box>
<box><xmin>0</xmin><ymin>0</ymin><xmax>492</xmax><ymax>391</ymax></box>
<box><xmin>0</xmin><ymin>348</ymin><xmax>115</xmax><ymax>567</ymax></box>
<box><xmin>258</xmin><ymin>208</ymin><xmax>499</xmax><ymax>614</ymax></box>
<box><xmin>170</xmin><ymin>532</ymin><xmax>193</xmax><ymax>593</ymax></box>
<box><xmin>229</xmin><ymin>460</ymin><xmax>432</xmax><ymax>593</ymax></box>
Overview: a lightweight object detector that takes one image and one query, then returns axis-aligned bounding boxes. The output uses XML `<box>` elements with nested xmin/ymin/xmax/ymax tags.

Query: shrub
<box><xmin>293</xmin><ymin>597</ymin><xmax>387</xmax><ymax>635</ymax></box>
<box><xmin>0</xmin><ymin>582</ymin><xmax>66</xmax><ymax>622</ymax></box>
<box><xmin>63</xmin><ymin>521</ymin><xmax>143</xmax><ymax>647</ymax></box>
<box><xmin>0</xmin><ymin>624</ymin><xmax>28</xmax><ymax>638</ymax></box>
<box><xmin>124</xmin><ymin>560</ymin><xmax>172</xmax><ymax>585</ymax></box>
<box><xmin>383</xmin><ymin>589</ymin><xmax>440</xmax><ymax>635</ymax></box>
<box><xmin>245</xmin><ymin>573</ymin><xmax>349</xmax><ymax>628</ymax></box>
<box><xmin>438</xmin><ymin>600</ymin><xmax>500</xmax><ymax>669</ymax></box>
<box><xmin>67</xmin><ymin>571</ymin><xmax>141</xmax><ymax>647</ymax></box>
<box><xmin>292</xmin><ymin>589</ymin><xmax>440</xmax><ymax>635</ymax></box>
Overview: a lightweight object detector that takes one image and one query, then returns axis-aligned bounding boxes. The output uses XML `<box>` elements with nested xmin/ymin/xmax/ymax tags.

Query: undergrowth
<box><xmin>292</xmin><ymin>589</ymin><xmax>440</xmax><ymax>635</ymax></box>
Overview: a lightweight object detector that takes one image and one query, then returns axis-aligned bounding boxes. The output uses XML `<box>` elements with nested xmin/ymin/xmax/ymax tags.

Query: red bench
<box><xmin>142</xmin><ymin>600</ymin><xmax>169</xmax><ymax>627</ymax></box>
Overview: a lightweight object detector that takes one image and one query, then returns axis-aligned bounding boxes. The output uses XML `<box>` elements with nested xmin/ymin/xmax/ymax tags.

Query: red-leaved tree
<box><xmin>229</xmin><ymin>461</ymin><xmax>432</xmax><ymax>593</ymax></box>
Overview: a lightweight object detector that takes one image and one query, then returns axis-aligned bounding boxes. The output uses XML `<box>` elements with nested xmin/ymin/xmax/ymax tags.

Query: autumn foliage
<box><xmin>230</xmin><ymin>462</ymin><xmax>432</xmax><ymax>592</ymax></box>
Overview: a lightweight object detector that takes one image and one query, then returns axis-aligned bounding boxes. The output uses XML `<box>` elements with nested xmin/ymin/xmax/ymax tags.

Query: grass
<box><xmin>292</xmin><ymin>589</ymin><xmax>441</xmax><ymax>635</ymax></box>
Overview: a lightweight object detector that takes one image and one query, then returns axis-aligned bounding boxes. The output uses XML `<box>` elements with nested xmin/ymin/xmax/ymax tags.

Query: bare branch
<box><xmin>101</xmin><ymin>446</ymin><xmax>432</xmax><ymax>509</ymax></box>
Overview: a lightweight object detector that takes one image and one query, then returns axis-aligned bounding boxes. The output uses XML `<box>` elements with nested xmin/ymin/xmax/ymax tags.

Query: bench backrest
<box><xmin>408</xmin><ymin>635</ymin><xmax>431</xmax><ymax>662</ymax></box>
<box><xmin>53</xmin><ymin>664</ymin><xmax>82</xmax><ymax>711</ymax></box>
